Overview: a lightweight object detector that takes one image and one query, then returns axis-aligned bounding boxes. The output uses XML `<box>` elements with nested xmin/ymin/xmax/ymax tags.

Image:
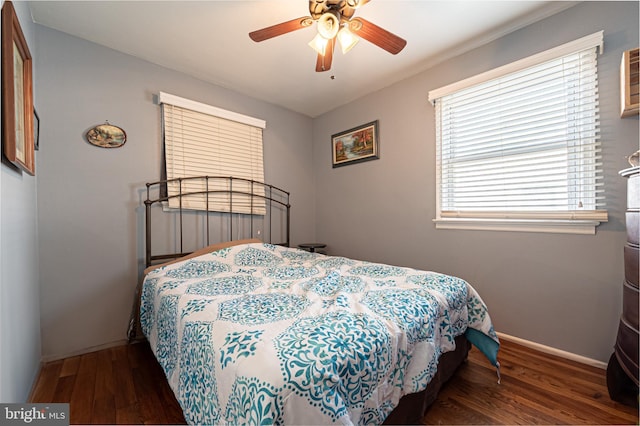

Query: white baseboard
<box><xmin>497</xmin><ymin>332</ymin><xmax>608</xmax><ymax>370</ymax></box>
<box><xmin>41</xmin><ymin>338</ymin><xmax>130</xmax><ymax>363</ymax></box>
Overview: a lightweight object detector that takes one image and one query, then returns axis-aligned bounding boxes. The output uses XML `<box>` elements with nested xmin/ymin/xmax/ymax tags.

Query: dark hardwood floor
<box><xmin>30</xmin><ymin>338</ymin><xmax>638</xmax><ymax>425</ymax></box>
<box><xmin>423</xmin><ymin>340</ymin><xmax>638</xmax><ymax>425</ymax></box>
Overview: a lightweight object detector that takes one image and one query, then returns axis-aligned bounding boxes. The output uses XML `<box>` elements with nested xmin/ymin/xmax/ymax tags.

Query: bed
<box><xmin>134</xmin><ymin>176</ymin><xmax>499</xmax><ymax>425</ymax></box>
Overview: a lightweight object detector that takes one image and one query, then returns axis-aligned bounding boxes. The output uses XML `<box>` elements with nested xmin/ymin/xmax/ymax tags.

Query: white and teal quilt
<box><xmin>141</xmin><ymin>242</ymin><xmax>498</xmax><ymax>425</ymax></box>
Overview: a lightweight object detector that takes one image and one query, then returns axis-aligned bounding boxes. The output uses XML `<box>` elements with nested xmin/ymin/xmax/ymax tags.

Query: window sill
<box><xmin>433</xmin><ymin>217</ymin><xmax>606</xmax><ymax>235</ymax></box>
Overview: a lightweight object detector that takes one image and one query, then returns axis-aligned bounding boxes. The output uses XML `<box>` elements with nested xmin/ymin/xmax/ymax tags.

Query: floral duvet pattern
<box><xmin>141</xmin><ymin>242</ymin><xmax>498</xmax><ymax>425</ymax></box>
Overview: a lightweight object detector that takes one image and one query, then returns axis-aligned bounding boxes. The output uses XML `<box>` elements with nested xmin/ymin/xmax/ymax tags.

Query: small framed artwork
<box><xmin>332</xmin><ymin>120</ymin><xmax>379</xmax><ymax>168</ymax></box>
<box><xmin>85</xmin><ymin>122</ymin><xmax>126</xmax><ymax>148</ymax></box>
<box><xmin>1</xmin><ymin>1</ymin><xmax>35</xmax><ymax>175</ymax></box>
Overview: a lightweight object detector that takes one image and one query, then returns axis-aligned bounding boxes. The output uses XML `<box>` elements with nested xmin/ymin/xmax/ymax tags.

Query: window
<box><xmin>159</xmin><ymin>92</ymin><xmax>266</xmax><ymax>215</ymax></box>
<box><xmin>428</xmin><ymin>32</ymin><xmax>607</xmax><ymax>234</ymax></box>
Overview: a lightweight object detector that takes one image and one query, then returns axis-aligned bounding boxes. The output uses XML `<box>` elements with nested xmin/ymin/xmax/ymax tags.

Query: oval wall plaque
<box><xmin>86</xmin><ymin>123</ymin><xmax>126</xmax><ymax>148</ymax></box>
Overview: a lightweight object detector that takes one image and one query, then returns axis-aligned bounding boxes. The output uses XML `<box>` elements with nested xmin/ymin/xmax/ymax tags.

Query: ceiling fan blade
<box><xmin>249</xmin><ymin>17</ymin><xmax>313</xmax><ymax>42</ymax></box>
<box><xmin>349</xmin><ymin>17</ymin><xmax>407</xmax><ymax>54</ymax></box>
<box><xmin>315</xmin><ymin>37</ymin><xmax>335</xmax><ymax>72</ymax></box>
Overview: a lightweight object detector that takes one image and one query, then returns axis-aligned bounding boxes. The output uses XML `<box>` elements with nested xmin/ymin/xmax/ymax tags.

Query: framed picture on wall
<box><xmin>2</xmin><ymin>1</ymin><xmax>35</xmax><ymax>175</ymax></box>
<box><xmin>332</xmin><ymin>120</ymin><xmax>379</xmax><ymax>168</ymax></box>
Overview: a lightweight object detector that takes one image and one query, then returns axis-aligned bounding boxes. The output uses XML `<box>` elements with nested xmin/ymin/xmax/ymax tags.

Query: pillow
<box><xmin>143</xmin><ymin>238</ymin><xmax>262</xmax><ymax>276</ymax></box>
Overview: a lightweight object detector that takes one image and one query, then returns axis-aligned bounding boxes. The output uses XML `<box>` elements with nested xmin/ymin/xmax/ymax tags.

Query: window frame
<box><xmin>428</xmin><ymin>32</ymin><xmax>608</xmax><ymax>235</ymax></box>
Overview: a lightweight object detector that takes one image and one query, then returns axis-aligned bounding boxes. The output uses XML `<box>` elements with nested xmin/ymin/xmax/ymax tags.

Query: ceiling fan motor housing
<box><xmin>309</xmin><ymin>0</ymin><xmax>357</xmax><ymax>21</ymax></box>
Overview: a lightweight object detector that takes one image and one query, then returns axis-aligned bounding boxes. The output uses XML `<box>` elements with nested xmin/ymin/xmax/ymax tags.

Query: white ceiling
<box><xmin>29</xmin><ymin>1</ymin><xmax>577</xmax><ymax>117</ymax></box>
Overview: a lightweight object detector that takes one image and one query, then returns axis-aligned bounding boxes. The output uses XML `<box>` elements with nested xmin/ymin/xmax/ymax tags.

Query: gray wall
<box><xmin>34</xmin><ymin>26</ymin><xmax>315</xmax><ymax>360</ymax></box>
<box><xmin>313</xmin><ymin>1</ymin><xmax>639</xmax><ymax>363</ymax></box>
<box><xmin>0</xmin><ymin>0</ymin><xmax>42</xmax><ymax>402</ymax></box>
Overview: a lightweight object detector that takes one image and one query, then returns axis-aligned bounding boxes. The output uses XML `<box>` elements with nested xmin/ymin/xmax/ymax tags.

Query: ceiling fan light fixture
<box><xmin>337</xmin><ymin>26</ymin><xmax>359</xmax><ymax>54</ymax></box>
<box><xmin>317</xmin><ymin>12</ymin><xmax>340</xmax><ymax>39</ymax></box>
<box><xmin>308</xmin><ymin>32</ymin><xmax>328</xmax><ymax>55</ymax></box>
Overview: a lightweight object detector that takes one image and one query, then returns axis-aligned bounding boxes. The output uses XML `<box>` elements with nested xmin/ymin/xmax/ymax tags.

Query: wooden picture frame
<box><xmin>332</xmin><ymin>120</ymin><xmax>379</xmax><ymax>168</ymax></box>
<box><xmin>2</xmin><ymin>1</ymin><xmax>35</xmax><ymax>175</ymax></box>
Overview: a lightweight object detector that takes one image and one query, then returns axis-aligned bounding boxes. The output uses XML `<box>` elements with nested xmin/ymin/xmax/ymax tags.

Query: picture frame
<box><xmin>332</xmin><ymin>120</ymin><xmax>379</xmax><ymax>168</ymax></box>
<box><xmin>1</xmin><ymin>1</ymin><xmax>35</xmax><ymax>175</ymax></box>
<box><xmin>85</xmin><ymin>122</ymin><xmax>127</xmax><ymax>148</ymax></box>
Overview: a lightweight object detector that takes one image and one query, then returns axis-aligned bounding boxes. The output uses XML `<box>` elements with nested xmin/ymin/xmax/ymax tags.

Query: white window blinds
<box><xmin>428</xmin><ymin>32</ymin><xmax>607</xmax><ymax>234</ymax></box>
<box><xmin>160</xmin><ymin>92</ymin><xmax>266</xmax><ymax>215</ymax></box>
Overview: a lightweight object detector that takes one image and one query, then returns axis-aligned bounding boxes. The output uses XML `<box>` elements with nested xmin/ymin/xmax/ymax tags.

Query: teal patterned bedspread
<box><xmin>141</xmin><ymin>242</ymin><xmax>498</xmax><ymax>425</ymax></box>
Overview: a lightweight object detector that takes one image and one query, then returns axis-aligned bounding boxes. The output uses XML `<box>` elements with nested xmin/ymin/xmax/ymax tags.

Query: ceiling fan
<box><xmin>249</xmin><ymin>0</ymin><xmax>407</xmax><ymax>72</ymax></box>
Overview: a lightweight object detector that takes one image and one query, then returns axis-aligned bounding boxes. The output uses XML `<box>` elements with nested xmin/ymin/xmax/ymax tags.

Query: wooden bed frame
<box><xmin>138</xmin><ymin>175</ymin><xmax>470</xmax><ymax>424</ymax></box>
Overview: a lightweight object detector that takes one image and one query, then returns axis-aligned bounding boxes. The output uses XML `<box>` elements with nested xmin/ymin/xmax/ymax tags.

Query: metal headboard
<box><xmin>144</xmin><ymin>176</ymin><xmax>290</xmax><ymax>267</ymax></box>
